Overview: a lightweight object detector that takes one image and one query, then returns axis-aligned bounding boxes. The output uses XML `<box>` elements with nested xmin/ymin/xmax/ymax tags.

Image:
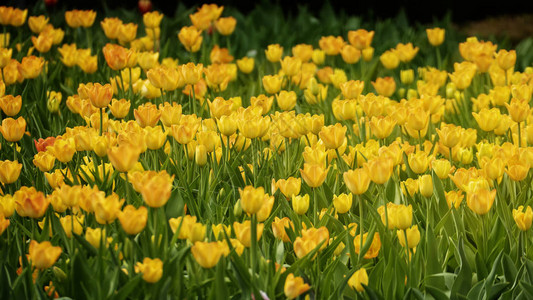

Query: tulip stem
<box><xmin>99</xmin><ymin>107</ymin><xmax>103</xmax><ymax>136</ymax></box>
<box><xmin>250</xmin><ymin>214</ymin><xmax>257</xmax><ymax>286</ymax></box>
<box><xmin>313</xmin><ymin>188</ymin><xmax>318</xmax><ymax>225</ymax></box>
<box><xmin>358</xmin><ymin>195</ymin><xmax>364</xmax><ymax>264</ymax></box>
<box><xmin>403</xmin><ymin>230</ymin><xmax>411</xmax><ymax>287</ymax></box>
<box><xmin>517</xmin><ymin>121</ymin><xmax>522</xmax><ymax>148</ymax></box>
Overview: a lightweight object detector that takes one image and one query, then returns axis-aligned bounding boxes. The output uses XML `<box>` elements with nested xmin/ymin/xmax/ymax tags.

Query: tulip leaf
<box><xmin>111</xmin><ymin>274</ymin><xmax>142</xmax><ymax>300</ymax></box>
<box><xmin>451</xmin><ymin>238</ymin><xmax>472</xmax><ymax>299</ymax></box>
<box><xmin>425</xmin><ymin>285</ymin><xmax>450</xmax><ymax>300</ymax></box>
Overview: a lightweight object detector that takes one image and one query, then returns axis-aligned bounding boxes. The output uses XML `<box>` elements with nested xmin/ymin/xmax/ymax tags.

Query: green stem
<box><xmin>250</xmin><ymin>214</ymin><xmax>258</xmax><ymax>286</ymax></box>
<box><xmin>358</xmin><ymin>195</ymin><xmax>364</xmax><ymax>264</ymax></box>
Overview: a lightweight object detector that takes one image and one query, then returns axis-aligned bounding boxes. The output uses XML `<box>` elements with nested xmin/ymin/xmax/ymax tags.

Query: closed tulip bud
<box><xmin>118</xmin><ymin>205</ymin><xmax>147</xmax><ymax>235</ymax></box>
<box><xmin>372</xmin><ymin>76</ymin><xmax>396</xmax><ymax>97</ymax></box>
<box><xmin>392</xmin><ymin>204</ymin><xmax>413</xmax><ymax>230</ymax></box>
<box><xmin>284</xmin><ymin>273</ymin><xmax>310</xmax><ymax>299</ymax></box>
<box><xmin>265</xmin><ymin>44</ymin><xmax>283</xmax><ymax>63</ymax></box>
<box><xmin>361</xmin><ymin>47</ymin><xmax>374</xmax><ymax>62</ymax></box>
<box><xmin>85</xmin><ymin>227</ymin><xmax>105</xmax><ymax>249</ymax></box>
<box><xmin>233</xmin><ymin>220</ymin><xmax>264</xmax><ymax>247</ymax></box>
<box><xmin>292</xmin><ymin>194</ymin><xmax>310</xmax><ymax>215</ymax></box>
<box><xmin>513</xmin><ymin>206</ymin><xmax>533</xmax><ymax>231</ymax></box>
<box><xmin>239</xmin><ymin>185</ymin><xmax>266</xmax><ymax>215</ymax></box>
<box><xmin>135</xmin><ymin>257</ymin><xmax>163</xmax><ymax>283</ymax></box>
<box><xmin>418</xmin><ymin>174</ymin><xmax>433</xmax><ymax>197</ymax></box>
<box><xmin>400</xmin><ymin>69</ymin><xmax>414</xmax><ymax>85</ymax></box>
<box><xmin>333</xmin><ymin>193</ymin><xmax>352</xmax><ymax>214</ymax></box>
<box><xmin>28</xmin><ymin>240</ymin><xmax>61</xmax><ymax>269</ymax></box>
<box><xmin>195</xmin><ymin>144</ymin><xmax>208</xmax><ymax>166</ymax></box>
<box><xmin>426</xmin><ymin>27</ymin><xmax>445</xmax><ymax>46</ymax></box>
<box><xmin>217</xmin><ymin>114</ymin><xmax>237</xmax><ymax>136</ymax></box>
<box><xmin>0</xmin><ymin>160</ymin><xmax>22</xmax><ymax>184</ymax></box>
<box><xmin>191</xmin><ymin>241</ymin><xmax>223</xmax><ymax>268</ymax></box>
<box><xmin>467</xmin><ymin>189</ymin><xmax>496</xmax><ymax>215</ymax></box>
<box><xmin>276</xmin><ymin>90</ymin><xmax>297</xmax><ymax>111</ymax></box>
<box><xmin>18</xmin><ymin>55</ymin><xmax>44</xmax><ymax>79</ymax></box>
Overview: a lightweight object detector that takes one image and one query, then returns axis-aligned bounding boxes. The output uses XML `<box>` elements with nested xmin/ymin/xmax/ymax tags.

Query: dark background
<box><xmin>8</xmin><ymin>0</ymin><xmax>533</xmax><ymax>24</ymax></box>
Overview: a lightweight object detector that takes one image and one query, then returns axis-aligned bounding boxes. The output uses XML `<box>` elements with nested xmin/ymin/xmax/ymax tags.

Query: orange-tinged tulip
<box><xmin>108</xmin><ymin>98</ymin><xmax>130</xmax><ymax>119</ymax></box>
<box><xmin>0</xmin><ymin>160</ymin><xmax>22</xmax><ymax>184</ymax></box>
<box><xmin>318</xmin><ymin>35</ymin><xmax>344</xmax><ymax>56</ymax></box>
<box><xmin>135</xmin><ymin>257</ymin><xmax>163</xmax><ymax>283</ymax></box>
<box><xmin>467</xmin><ymin>188</ymin><xmax>496</xmax><ymax>215</ymax></box>
<box><xmin>101</xmin><ymin>17</ymin><xmax>123</xmax><ymax>39</ymax></box>
<box><xmin>18</xmin><ymin>55</ymin><xmax>44</xmax><ymax>79</ymax></box>
<box><xmin>0</xmin><ymin>215</ymin><xmax>9</xmax><ymax>236</ymax></box>
<box><xmin>28</xmin><ymin>240</ymin><xmax>61</xmax><ymax>269</ymax></box>
<box><xmin>348</xmin><ymin>29</ymin><xmax>374</xmax><ymax>50</ymax></box>
<box><xmin>513</xmin><ymin>206</ymin><xmax>533</xmax><ymax>231</ymax></box>
<box><xmin>284</xmin><ymin>273</ymin><xmax>310</xmax><ymax>299</ymax></box>
<box><xmin>134</xmin><ymin>103</ymin><xmax>161</xmax><ymax>128</ymax></box>
<box><xmin>141</xmin><ymin>171</ymin><xmax>173</xmax><ymax>208</ymax></box>
<box><xmin>118</xmin><ymin>205</ymin><xmax>148</xmax><ymax>235</ymax></box>
<box><xmin>102</xmin><ymin>43</ymin><xmax>131</xmax><ymax>71</ymax></box>
<box><xmin>14</xmin><ymin>187</ymin><xmax>49</xmax><ymax>218</ymax></box>
<box><xmin>300</xmin><ymin>163</ymin><xmax>328</xmax><ymax>188</ymax></box>
<box><xmin>0</xmin><ymin>116</ymin><xmax>26</xmax><ymax>142</ymax></box>
<box><xmin>343</xmin><ymin>168</ymin><xmax>370</xmax><ymax>195</ymax></box>
<box><xmin>88</xmin><ymin>83</ymin><xmax>113</xmax><ymax>109</ymax></box>
<box><xmin>191</xmin><ymin>241</ymin><xmax>223</xmax><ymax>268</ymax></box>
<box><xmin>354</xmin><ymin>232</ymin><xmax>381</xmax><ymax>259</ymax></box>
<box><xmin>372</xmin><ymin>77</ymin><xmax>396</xmax><ymax>97</ymax></box>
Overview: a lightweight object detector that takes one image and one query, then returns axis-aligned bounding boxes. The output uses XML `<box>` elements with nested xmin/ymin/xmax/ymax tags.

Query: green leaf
<box><xmin>451</xmin><ymin>238</ymin><xmax>472</xmax><ymax>299</ymax></box>
<box><xmin>111</xmin><ymin>274</ymin><xmax>142</xmax><ymax>300</ymax></box>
